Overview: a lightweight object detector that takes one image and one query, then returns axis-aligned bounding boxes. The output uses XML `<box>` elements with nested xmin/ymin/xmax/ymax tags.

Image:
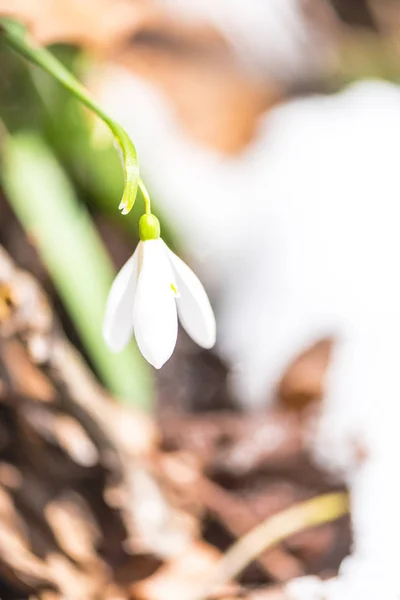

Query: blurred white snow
<box><xmin>96</xmin><ymin>1</ymin><xmax>400</xmax><ymax>596</ymax></box>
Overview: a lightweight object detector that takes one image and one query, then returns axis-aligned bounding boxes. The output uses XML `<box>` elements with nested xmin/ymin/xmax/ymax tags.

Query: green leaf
<box><xmin>2</xmin><ymin>131</ymin><xmax>153</xmax><ymax>409</ymax></box>
<box><xmin>0</xmin><ymin>18</ymin><xmax>140</xmax><ymax>214</ymax></box>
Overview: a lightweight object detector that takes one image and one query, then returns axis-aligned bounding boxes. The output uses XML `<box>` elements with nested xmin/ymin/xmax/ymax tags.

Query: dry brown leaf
<box><xmin>120</xmin><ymin>40</ymin><xmax>279</xmax><ymax>154</ymax></box>
<box><xmin>0</xmin><ymin>0</ymin><xmax>159</xmax><ymax>52</ymax></box>
<box><xmin>45</xmin><ymin>492</ymin><xmax>102</xmax><ymax>564</ymax></box>
<box><xmin>0</xmin><ymin>341</ymin><xmax>56</xmax><ymax>402</ymax></box>
<box><xmin>46</xmin><ymin>553</ymin><xmax>99</xmax><ymax>599</ymax></box>
<box><xmin>243</xmin><ymin>591</ymin><xmax>290</xmax><ymax>600</ymax></box>
<box><xmin>96</xmin><ymin>1</ymin><xmax>338</xmax><ymax>152</ymax></box>
<box><xmin>278</xmin><ymin>339</ymin><xmax>333</xmax><ymax>411</ymax></box>
<box><xmin>0</xmin><ymin>244</ymin><xmax>198</xmax><ymax>598</ymax></box>
<box><xmin>131</xmin><ymin>540</ymin><xmax>224</xmax><ymax>600</ymax></box>
<box><xmin>0</xmin><ymin>487</ymin><xmax>54</xmax><ymax>591</ymax></box>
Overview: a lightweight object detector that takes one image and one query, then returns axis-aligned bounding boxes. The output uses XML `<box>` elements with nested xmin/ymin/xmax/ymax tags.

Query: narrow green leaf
<box><xmin>2</xmin><ymin>131</ymin><xmax>153</xmax><ymax>409</ymax></box>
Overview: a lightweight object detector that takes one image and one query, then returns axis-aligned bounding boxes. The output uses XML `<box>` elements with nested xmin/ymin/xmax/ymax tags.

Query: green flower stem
<box><xmin>0</xmin><ymin>18</ymin><xmax>144</xmax><ymax>214</ymax></box>
<box><xmin>138</xmin><ymin>180</ymin><xmax>152</xmax><ymax>215</ymax></box>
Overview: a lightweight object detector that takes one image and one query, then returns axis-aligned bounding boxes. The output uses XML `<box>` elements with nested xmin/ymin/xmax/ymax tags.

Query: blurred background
<box><xmin>0</xmin><ymin>1</ymin><xmax>399</xmax><ymax>599</ymax></box>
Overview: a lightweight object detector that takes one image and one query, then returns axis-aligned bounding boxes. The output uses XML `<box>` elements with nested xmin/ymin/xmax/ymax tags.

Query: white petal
<box><xmin>133</xmin><ymin>239</ymin><xmax>178</xmax><ymax>368</ymax></box>
<box><xmin>166</xmin><ymin>242</ymin><xmax>216</xmax><ymax>349</ymax></box>
<box><xmin>103</xmin><ymin>246</ymin><xmax>139</xmax><ymax>352</ymax></box>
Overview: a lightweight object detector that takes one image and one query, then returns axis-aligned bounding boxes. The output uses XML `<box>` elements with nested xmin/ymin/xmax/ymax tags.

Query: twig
<box><xmin>191</xmin><ymin>492</ymin><xmax>349</xmax><ymax>600</ymax></box>
<box><xmin>193</xmin><ymin>474</ymin><xmax>305</xmax><ymax>582</ymax></box>
<box><xmin>158</xmin><ymin>453</ymin><xmax>305</xmax><ymax>582</ymax></box>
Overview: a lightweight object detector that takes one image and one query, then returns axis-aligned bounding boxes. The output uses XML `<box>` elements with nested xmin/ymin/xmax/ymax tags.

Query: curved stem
<box><xmin>0</xmin><ymin>18</ymin><xmax>142</xmax><ymax>214</ymax></box>
<box><xmin>138</xmin><ymin>179</ymin><xmax>152</xmax><ymax>215</ymax></box>
<box><xmin>192</xmin><ymin>491</ymin><xmax>349</xmax><ymax>600</ymax></box>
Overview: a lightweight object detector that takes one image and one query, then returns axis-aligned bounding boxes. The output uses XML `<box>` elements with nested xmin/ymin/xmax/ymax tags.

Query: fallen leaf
<box><xmin>0</xmin><ymin>0</ymin><xmax>158</xmax><ymax>52</ymax></box>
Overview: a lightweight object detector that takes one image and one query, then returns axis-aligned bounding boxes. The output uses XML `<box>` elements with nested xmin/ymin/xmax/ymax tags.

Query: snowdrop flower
<box><xmin>103</xmin><ymin>214</ymin><xmax>216</xmax><ymax>368</ymax></box>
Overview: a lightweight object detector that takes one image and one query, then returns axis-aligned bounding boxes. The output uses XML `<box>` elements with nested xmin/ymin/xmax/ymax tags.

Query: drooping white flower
<box><xmin>103</xmin><ymin>214</ymin><xmax>216</xmax><ymax>368</ymax></box>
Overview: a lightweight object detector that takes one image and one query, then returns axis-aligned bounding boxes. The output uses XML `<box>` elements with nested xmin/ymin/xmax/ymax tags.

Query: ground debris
<box><xmin>0</xmin><ymin>246</ymin><xmax>350</xmax><ymax>599</ymax></box>
<box><xmin>0</xmin><ymin>246</ymin><xmax>196</xmax><ymax>599</ymax></box>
